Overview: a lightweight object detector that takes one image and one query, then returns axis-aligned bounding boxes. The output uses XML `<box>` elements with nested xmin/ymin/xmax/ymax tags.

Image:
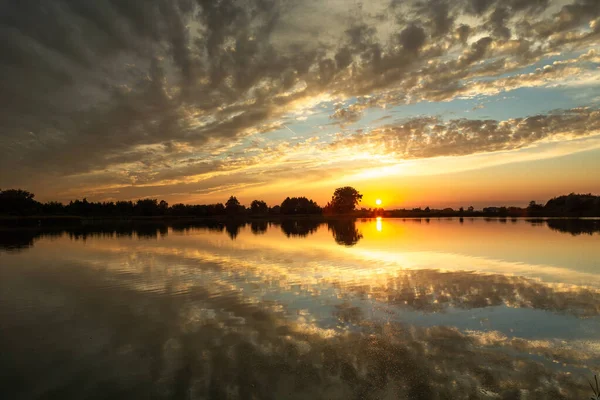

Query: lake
<box><xmin>1</xmin><ymin>218</ymin><xmax>600</xmax><ymax>399</ymax></box>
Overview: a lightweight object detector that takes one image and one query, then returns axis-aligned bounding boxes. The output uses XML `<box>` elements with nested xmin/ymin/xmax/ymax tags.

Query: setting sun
<box><xmin>376</xmin><ymin>199</ymin><xmax>382</xmax><ymax>206</ymax></box>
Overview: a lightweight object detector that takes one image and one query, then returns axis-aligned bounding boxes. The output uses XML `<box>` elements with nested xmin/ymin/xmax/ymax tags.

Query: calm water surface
<box><xmin>1</xmin><ymin>218</ymin><xmax>600</xmax><ymax>399</ymax></box>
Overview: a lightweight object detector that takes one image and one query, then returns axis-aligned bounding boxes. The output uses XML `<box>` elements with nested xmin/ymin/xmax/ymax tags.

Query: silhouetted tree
<box><xmin>41</xmin><ymin>201</ymin><xmax>65</xmax><ymax>215</ymax></box>
<box><xmin>250</xmin><ymin>200</ymin><xmax>268</xmax><ymax>215</ymax></box>
<box><xmin>225</xmin><ymin>196</ymin><xmax>242</xmax><ymax>215</ymax></box>
<box><xmin>269</xmin><ymin>205</ymin><xmax>281</xmax><ymax>215</ymax></box>
<box><xmin>214</xmin><ymin>203</ymin><xmax>226</xmax><ymax>215</ymax></box>
<box><xmin>280</xmin><ymin>197</ymin><xmax>321</xmax><ymax>215</ymax></box>
<box><xmin>170</xmin><ymin>203</ymin><xmax>188</xmax><ymax>216</ymax></box>
<box><xmin>159</xmin><ymin>200</ymin><xmax>169</xmax><ymax>214</ymax></box>
<box><xmin>135</xmin><ymin>199</ymin><xmax>160</xmax><ymax>216</ymax></box>
<box><xmin>68</xmin><ymin>198</ymin><xmax>91</xmax><ymax>216</ymax></box>
<box><xmin>544</xmin><ymin>193</ymin><xmax>600</xmax><ymax>216</ymax></box>
<box><xmin>3</xmin><ymin>188</ymin><xmax>600</xmax><ymax>220</ymax></box>
<box><xmin>527</xmin><ymin>200</ymin><xmax>544</xmax><ymax>213</ymax></box>
<box><xmin>329</xmin><ymin>187</ymin><xmax>363</xmax><ymax>214</ymax></box>
<box><xmin>0</xmin><ymin>189</ymin><xmax>40</xmax><ymax>216</ymax></box>
<box><xmin>116</xmin><ymin>201</ymin><xmax>134</xmax><ymax>215</ymax></box>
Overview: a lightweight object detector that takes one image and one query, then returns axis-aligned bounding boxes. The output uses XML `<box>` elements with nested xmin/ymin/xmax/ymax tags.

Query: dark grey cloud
<box><xmin>455</xmin><ymin>24</ymin><xmax>471</xmax><ymax>43</ymax></box>
<box><xmin>460</xmin><ymin>36</ymin><xmax>494</xmax><ymax>66</ymax></box>
<box><xmin>538</xmin><ymin>0</ymin><xmax>600</xmax><ymax>35</ymax></box>
<box><xmin>416</xmin><ymin>0</ymin><xmax>455</xmax><ymax>37</ymax></box>
<box><xmin>398</xmin><ymin>24</ymin><xmax>427</xmax><ymax>53</ymax></box>
<box><xmin>468</xmin><ymin>0</ymin><xmax>550</xmax><ymax>15</ymax></box>
<box><xmin>486</xmin><ymin>6</ymin><xmax>512</xmax><ymax>39</ymax></box>
<box><xmin>0</xmin><ymin>0</ymin><xmax>598</xmax><ymax>199</ymax></box>
<box><xmin>467</xmin><ymin>0</ymin><xmax>496</xmax><ymax>15</ymax></box>
<box><xmin>0</xmin><ymin>0</ymin><xmax>289</xmax><ymax>187</ymax></box>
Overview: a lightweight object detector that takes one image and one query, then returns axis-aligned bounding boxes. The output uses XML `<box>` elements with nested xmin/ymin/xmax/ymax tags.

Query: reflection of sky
<box><xmin>5</xmin><ymin>219</ymin><xmax>600</xmax><ymax>334</ymax></box>
<box><xmin>3</xmin><ymin>219</ymin><xmax>600</xmax><ymax>397</ymax></box>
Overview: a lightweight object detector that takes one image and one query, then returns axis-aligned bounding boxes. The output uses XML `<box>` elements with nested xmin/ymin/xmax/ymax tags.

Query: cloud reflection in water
<box><xmin>1</xmin><ymin>218</ymin><xmax>600</xmax><ymax>398</ymax></box>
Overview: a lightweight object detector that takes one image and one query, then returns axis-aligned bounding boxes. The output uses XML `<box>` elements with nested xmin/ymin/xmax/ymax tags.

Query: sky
<box><xmin>0</xmin><ymin>0</ymin><xmax>599</xmax><ymax>209</ymax></box>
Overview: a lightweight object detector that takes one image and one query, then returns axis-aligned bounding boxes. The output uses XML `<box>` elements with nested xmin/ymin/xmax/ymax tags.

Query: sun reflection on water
<box><xmin>2</xmin><ymin>219</ymin><xmax>600</xmax><ymax>398</ymax></box>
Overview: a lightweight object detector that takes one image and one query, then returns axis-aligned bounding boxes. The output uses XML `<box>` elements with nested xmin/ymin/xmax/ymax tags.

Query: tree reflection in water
<box><xmin>3</xmin><ymin>217</ymin><xmax>598</xmax><ymax>252</ymax></box>
<box><xmin>1</xmin><ymin>220</ymin><xmax>600</xmax><ymax>398</ymax></box>
<box><xmin>327</xmin><ymin>219</ymin><xmax>363</xmax><ymax>246</ymax></box>
<box><xmin>278</xmin><ymin>219</ymin><xmax>321</xmax><ymax>238</ymax></box>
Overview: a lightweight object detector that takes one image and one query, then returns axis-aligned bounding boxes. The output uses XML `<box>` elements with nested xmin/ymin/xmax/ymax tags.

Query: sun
<box><xmin>375</xmin><ymin>199</ymin><xmax>382</xmax><ymax>206</ymax></box>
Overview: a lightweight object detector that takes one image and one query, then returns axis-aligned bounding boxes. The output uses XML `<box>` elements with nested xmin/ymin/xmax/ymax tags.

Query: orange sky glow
<box><xmin>1</xmin><ymin>0</ymin><xmax>599</xmax><ymax>208</ymax></box>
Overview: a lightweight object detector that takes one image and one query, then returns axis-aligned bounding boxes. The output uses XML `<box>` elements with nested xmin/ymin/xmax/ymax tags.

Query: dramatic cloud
<box><xmin>329</xmin><ymin>107</ymin><xmax>600</xmax><ymax>159</ymax></box>
<box><xmin>0</xmin><ymin>0</ymin><xmax>598</xmax><ymax>202</ymax></box>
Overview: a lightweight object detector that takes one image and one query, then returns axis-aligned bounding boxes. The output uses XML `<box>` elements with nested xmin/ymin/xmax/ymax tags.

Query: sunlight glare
<box><xmin>376</xmin><ymin>199</ymin><xmax>382</xmax><ymax>206</ymax></box>
<box><xmin>376</xmin><ymin>217</ymin><xmax>382</xmax><ymax>232</ymax></box>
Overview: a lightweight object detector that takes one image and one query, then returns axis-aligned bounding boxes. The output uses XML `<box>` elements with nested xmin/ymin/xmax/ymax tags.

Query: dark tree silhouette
<box><xmin>544</xmin><ymin>193</ymin><xmax>600</xmax><ymax>216</ymax></box>
<box><xmin>159</xmin><ymin>200</ymin><xmax>169</xmax><ymax>214</ymax></box>
<box><xmin>2</xmin><ymin>188</ymin><xmax>599</xmax><ymax>219</ymax></box>
<box><xmin>116</xmin><ymin>201</ymin><xmax>134</xmax><ymax>215</ymax></box>
<box><xmin>0</xmin><ymin>189</ymin><xmax>39</xmax><ymax>215</ymax></box>
<box><xmin>41</xmin><ymin>201</ymin><xmax>65</xmax><ymax>215</ymax></box>
<box><xmin>280</xmin><ymin>197</ymin><xmax>321</xmax><ymax>215</ymax></box>
<box><xmin>250</xmin><ymin>200</ymin><xmax>268</xmax><ymax>215</ymax></box>
<box><xmin>329</xmin><ymin>187</ymin><xmax>362</xmax><ymax>214</ymax></box>
<box><xmin>225</xmin><ymin>196</ymin><xmax>242</xmax><ymax>215</ymax></box>
<box><xmin>136</xmin><ymin>199</ymin><xmax>161</xmax><ymax>216</ymax></box>
<box><xmin>213</xmin><ymin>203</ymin><xmax>226</xmax><ymax>215</ymax></box>
<box><xmin>527</xmin><ymin>200</ymin><xmax>544</xmax><ymax>212</ymax></box>
<box><xmin>269</xmin><ymin>205</ymin><xmax>281</xmax><ymax>215</ymax></box>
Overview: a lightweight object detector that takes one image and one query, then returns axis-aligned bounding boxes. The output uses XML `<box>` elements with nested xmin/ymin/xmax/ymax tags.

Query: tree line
<box><xmin>0</xmin><ymin>187</ymin><xmax>363</xmax><ymax>217</ymax></box>
<box><xmin>1</xmin><ymin>188</ymin><xmax>599</xmax><ymax>218</ymax></box>
<box><xmin>360</xmin><ymin>193</ymin><xmax>600</xmax><ymax>218</ymax></box>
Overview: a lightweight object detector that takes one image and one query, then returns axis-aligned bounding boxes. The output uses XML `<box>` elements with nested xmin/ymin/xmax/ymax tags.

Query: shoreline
<box><xmin>1</xmin><ymin>214</ymin><xmax>599</xmax><ymax>229</ymax></box>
